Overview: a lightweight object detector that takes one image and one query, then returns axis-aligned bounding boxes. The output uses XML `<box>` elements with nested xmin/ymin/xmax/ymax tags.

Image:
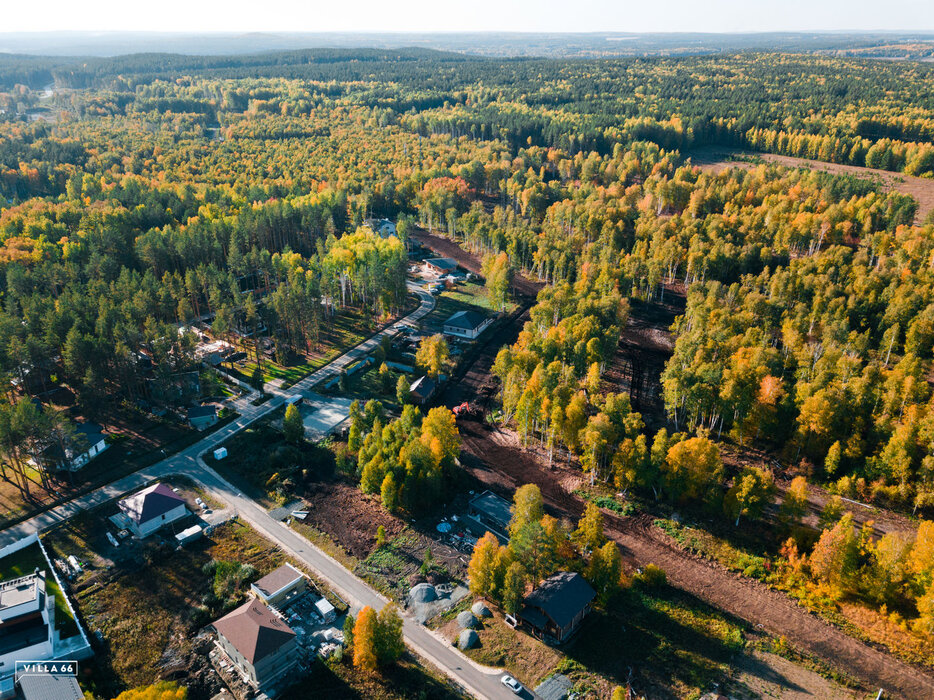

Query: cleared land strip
<box><xmin>691</xmin><ymin>147</ymin><xmax>934</xmax><ymax>225</ymax></box>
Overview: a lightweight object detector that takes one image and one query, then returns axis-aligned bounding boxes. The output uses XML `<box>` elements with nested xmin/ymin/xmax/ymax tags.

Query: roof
<box><xmin>212</xmin><ymin>598</ymin><xmax>296</xmax><ymax>665</ymax></box>
<box><xmin>522</xmin><ymin>572</ymin><xmax>596</xmax><ymax>630</ymax></box>
<box><xmin>444</xmin><ymin>310</ymin><xmax>488</xmax><ymax>331</ymax></box>
<box><xmin>409</xmin><ymin>375</ymin><xmax>437</xmax><ymax>397</ymax></box>
<box><xmin>536</xmin><ymin>674</ymin><xmax>574</xmax><ymax>700</ymax></box>
<box><xmin>188</xmin><ymin>405</ymin><xmax>218</xmax><ymax>419</ymax></box>
<box><xmin>252</xmin><ymin>563</ymin><xmax>304</xmax><ymax>599</ymax></box>
<box><xmin>75</xmin><ymin>421</ymin><xmax>106</xmax><ymax>445</ymax></box>
<box><xmin>468</xmin><ymin>490</ymin><xmax>513</xmax><ymax>529</ymax></box>
<box><xmin>0</xmin><ymin>572</ymin><xmax>43</xmax><ymax>610</ymax></box>
<box><xmin>118</xmin><ymin>483</ymin><xmax>186</xmax><ymax>525</ymax></box>
<box><xmin>18</xmin><ymin>675</ymin><xmax>84</xmax><ymax>700</ymax></box>
<box><xmin>425</xmin><ymin>257</ymin><xmax>457</xmax><ymax>271</ymax></box>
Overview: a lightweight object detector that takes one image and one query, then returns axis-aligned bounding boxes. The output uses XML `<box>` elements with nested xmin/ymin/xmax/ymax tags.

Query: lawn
<box><xmin>0</xmin><ymin>540</ymin><xmax>80</xmax><ymax>638</ymax></box>
<box><xmin>443</xmin><ymin>282</ymin><xmax>517</xmax><ymax>314</ymax></box>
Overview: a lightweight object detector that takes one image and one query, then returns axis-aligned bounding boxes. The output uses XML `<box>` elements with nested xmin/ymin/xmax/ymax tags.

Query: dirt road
<box><xmin>691</xmin><ymin>147</ymin><xmax>934</xmax><ymax>225</ymax></box>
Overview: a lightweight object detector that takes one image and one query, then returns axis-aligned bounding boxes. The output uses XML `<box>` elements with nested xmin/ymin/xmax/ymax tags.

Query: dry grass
<box><xmin>440</xmin><ymin>608</ymin><xmax>562</xmax><ymax>687</ymax></box>
<box><xmin>60</xmin><ymin>520</ymin><xmax>287</xmax><ymax>698</ymax></box>
<box><xmin>839</xmin><ymin>602</ymin><xmax>934</xmax><ymax>668</ymax></box>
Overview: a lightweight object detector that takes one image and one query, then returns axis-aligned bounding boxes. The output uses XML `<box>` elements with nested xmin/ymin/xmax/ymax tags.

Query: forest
<box><xmin>2</xmin><ymin>46</ymin><xmax>934</xmax><ymax>685</ymax></box>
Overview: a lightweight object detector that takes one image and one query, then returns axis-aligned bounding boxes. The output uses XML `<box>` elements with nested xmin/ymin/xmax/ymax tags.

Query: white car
<box><xmin>501</xmin><ymin>675</ymin><xmax>523</xmax><ymax>694</ymax></box>
<box><xmin>195</xmin><ymin>497</ymin><xmax>204</xmax><ymax>506</ymax></box>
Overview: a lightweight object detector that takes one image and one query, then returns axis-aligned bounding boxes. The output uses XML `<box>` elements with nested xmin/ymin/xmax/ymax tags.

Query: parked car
<box><xmin>501</xmin><ymin>675</ymin><xmax>523</xmax><ymax>694</ymax></box>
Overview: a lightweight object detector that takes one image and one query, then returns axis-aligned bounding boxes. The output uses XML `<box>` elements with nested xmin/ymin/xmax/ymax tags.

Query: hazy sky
<box><xmin>4</xmin><ymin>0</ymin><xmax>933</xmax><ymax>33</ymax></box>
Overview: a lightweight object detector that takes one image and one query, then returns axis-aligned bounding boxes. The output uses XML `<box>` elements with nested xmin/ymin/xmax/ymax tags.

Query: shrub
<box><xmin>634</xmin><ymin>563</ymin><xmax>667</xmax><ymax>588</ymax></box>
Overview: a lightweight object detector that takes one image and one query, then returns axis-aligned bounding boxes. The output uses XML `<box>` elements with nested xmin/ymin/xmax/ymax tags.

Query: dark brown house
<box><xmin>518</xmin><ymin>571</ymin><xmax>596</xmax><ymax>644</ymax></box>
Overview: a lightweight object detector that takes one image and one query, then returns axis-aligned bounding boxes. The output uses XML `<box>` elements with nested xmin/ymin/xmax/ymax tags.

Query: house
<box><xmin>0</xmin><ymin>534</ymin><xmax>93</xmax><ymax>700</ymax></box>
<box><xmin>423</xmin><ymin>257</ymin><xmax>458</xmax><ymax>276</ymax></box>
<box><xmin>188</xmin><ymin>405</ymin><xmax>218</xmax><ymax>431</ymax></box>
<box><xmin>518</xmin><ymin>571</ymin><xmax>596</xmax><ymax>644</ymax></box>
<box><xmin>117</xmin><ymin>483</ymin><xmax>189</xmax><ymax>538</ymax></box>
<box><xmin>442</xmin><ymin>310</ymin><xmax>493</xmax><ymax>340</ymax></box>
<box><xmin>211</xmin><ymin>599</ymin><xmax>301</xmax><ymax>695</ymax></box>
<box><xmin>363</xmin><ymin>218</ymin><xmax>397</xmax><ymax>238</ymax></box>
<box><xmin>465</xmin><ymin>490</ymin><xmax>513</xmax><ymax>543</ymax></box>
<box><xmin>38</xmin><ymin>421</ymin><xmax>108</xmax><ymax>472</ymax></box>
<box><xmin>408</xmin><ymin>375</ymin><xmax>437</xmax><ymax>405</ymax></box>
<box><xmin>250</xmin><ymin>563</ymin><xmax>307</xmax><ymax>608</ymax></box>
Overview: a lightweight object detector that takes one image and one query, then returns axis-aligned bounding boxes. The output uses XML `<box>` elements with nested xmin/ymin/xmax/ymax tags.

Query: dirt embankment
<box><xmin>691</xmin><ymin>147</ymin><xmax>934</xmax><ymax>225</ymax></box>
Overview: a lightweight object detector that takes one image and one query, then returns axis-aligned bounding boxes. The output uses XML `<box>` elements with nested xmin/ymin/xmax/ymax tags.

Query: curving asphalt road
<box><xmin>0</xmin><ymin>284</ymin><xmax>529</xmax><ymax>700</ymax></box>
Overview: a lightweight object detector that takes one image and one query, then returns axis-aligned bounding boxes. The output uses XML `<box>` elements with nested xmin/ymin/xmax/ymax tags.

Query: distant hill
<box><xmin>1</xmin><ymin>30</ymin><xmax>933</xmax><ymax>59</ymax></box>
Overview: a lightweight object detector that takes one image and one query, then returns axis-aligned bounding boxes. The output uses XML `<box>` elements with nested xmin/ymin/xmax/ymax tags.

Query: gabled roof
<box><xmin>213</xmin><ymin>598</ymin><xmax>296</xmax><ymax>665</ymax></box>
<box><xmin>409</xmin><ymin>375</ymin><xmax>436</xmax><ymax>396</ymax></box>
<box><xmin>19</xmin><ymin>675</ymin><xmax>84</xmax><ymax>700</ymax></box>
<box><xmin>444</xmin><ymin>310</ymin><xmax>488</xmax><ymax>331</ymax></box>
<box><xmin>118</xmin><ymin>483</ymin><xmax>186</xmax><ymax>525</ymax></box>
<box><xmin>75</xmin><ymin>421</ymin><xmax>106</xmax><ymax>445</ymax></box>
<box><xmin>521</xmin><ymin>571</ymin><xmax>596</xmax><ymax>629</ymax></box>
<box><xmin>188</xmin><ymin>405</ymin><xmax>218</xmax><ymax>419</ymax></box>
<box><xmin>425</xmin><ymin>257</ymin><xmax>457</xmax><ymax>271</ymax></box>
<box><xmin>252</xmin><ymin>563</ymin><xmax>304</xmax><ymax>599</ymax></box>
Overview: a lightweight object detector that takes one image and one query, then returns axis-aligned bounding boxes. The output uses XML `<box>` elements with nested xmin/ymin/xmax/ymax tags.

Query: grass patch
<box><xmin>206</xmin><ymin>419</ymin><xmax>337</xmax><ymax>506</ymax></box>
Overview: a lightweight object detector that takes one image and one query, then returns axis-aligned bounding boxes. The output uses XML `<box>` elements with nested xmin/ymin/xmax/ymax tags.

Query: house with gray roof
<box><xmin>443</xmin><ymin>310</ymin><xmax>492</xmax><ymax>340</ymax></box>
<box><xmin>518</xmin><ymin>571</ymin><xmax>596</xmax><ymax>644</ymax></box>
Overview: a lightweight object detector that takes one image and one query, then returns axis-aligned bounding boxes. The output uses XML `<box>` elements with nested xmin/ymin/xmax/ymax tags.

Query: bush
<box><xmin>634</xmin><ymin>563</ymin><xmax>667</xmax><ymax>588</ymax></box>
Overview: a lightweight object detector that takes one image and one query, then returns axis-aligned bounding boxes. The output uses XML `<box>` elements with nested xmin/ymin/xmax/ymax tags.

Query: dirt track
<box><xmin>456</xmin><ymin>420</ymin><xmax>934</xmax><ymax>700</ymax></box>
<box><xmin>691</xmin><ymin>147</ymin><xmax>934</xmax><ymax>225</ymax></box>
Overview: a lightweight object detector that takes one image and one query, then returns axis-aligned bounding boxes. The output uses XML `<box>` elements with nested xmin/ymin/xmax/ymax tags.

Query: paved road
<box><xmin>0</xmin><ymin>285</ymin><xmax>527</xmax><ymax>699</ymax></box>
<box><xmin>0</xmin><ymin>284</ymin><xmax>434</xmax><ymax>548</ymax></box>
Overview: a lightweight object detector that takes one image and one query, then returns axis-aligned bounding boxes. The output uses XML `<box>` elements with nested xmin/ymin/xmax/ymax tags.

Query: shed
<box><xmin>314</xmin><ymin>597</ymin><xmax>336</xmax><ymax>623</ymax></box>
<box><xmin>175</xmin><ymin>525</ymin><xmax>203</xmax><ymax>545</ymax></box>
<box><xmin>213</xmin><ymin>447</ymin><xmax>228</xmax><ymax>460</ymax></box>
